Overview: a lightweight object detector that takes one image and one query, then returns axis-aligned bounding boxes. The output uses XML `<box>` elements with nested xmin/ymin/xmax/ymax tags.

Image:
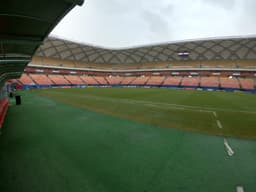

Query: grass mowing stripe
<box><xmin>43</xmin><ymin>89</ymin><xmax>256</xmax><ymax>114</ymax></box>
<box><xmin>32</xmin><ymin>88</ymin><xmax>256</xmax><ymax>139</ymax></box>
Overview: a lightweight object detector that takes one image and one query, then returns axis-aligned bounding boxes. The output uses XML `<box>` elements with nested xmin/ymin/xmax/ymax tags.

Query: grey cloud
<box><xmin>142</xmin><ymin>10</ymin><xmax>170</xmax><ymax>37</ymax></box>
<box><xmin>51</xmin><ymin>0</ymin><xmax>256</xmax><ymax>48</ymax></box>
<box><xmin>203</xmin><ymin>0</ymin><xmax>236</xmax><ymax>9</ymax></box>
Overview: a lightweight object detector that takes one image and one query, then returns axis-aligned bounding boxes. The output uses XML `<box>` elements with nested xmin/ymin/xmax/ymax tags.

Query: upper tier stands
<box><xmin>30</xmin><ymin>74</ymin><xmax>53</xmax><ymax>85</ymax></box>
<box><xmin>31</xmin><ymin>57</ymin><xmax>256</xmax><ymax>70</ymax></box>
<box><xmin>220</xmin><ymin>78</ymin><xmax>240</xmax><ymax>89</ymax></box>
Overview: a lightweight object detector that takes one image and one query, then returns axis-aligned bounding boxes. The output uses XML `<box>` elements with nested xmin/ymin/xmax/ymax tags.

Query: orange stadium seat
<box><xmin>162</xmin><ymin>77</ymin><xmax>182</xmax><ymax>86</ymax></box>
<box><xmin>30</xmin><ymin>74</ymin><xmax>53</xmax><ymax>85</ymax></box>
<box><xmin>120</xmin><ymin>76</ymin><xmax>137</xmax><ymax>85</ymax></box>
<box><xmin>93</xmin><ymin>76</ymin><xmax>108</xmax><ymax>85</ymax></box>
<box><xmin>64</xmin><ymin>75</ymin><xmax>84</xmax><ymax>84</ymax></box>
<box><xmin>18</xmin><ymin>74</ymin><xmax>35</xmax><ymax>85</ymax></box>
<box><xmin>146</xmin><ymin>76</ymin><xmax>165</xmax><ymax>85</ymax></box>
<box><xmin>106</xmin><ymin>76</ymin><xmax>124</xmax><ymax>85</ymax></box>
<box><xmin>238</xmin><ymin>78</ymin><xmax>254</xmax><ymax>90</ymax></box>
<box><xmin>200</xmin><ymin>77</ymin><xmax>219</xmax><ymax>88</ymax></box>
<box><xmin>130</xmin><ymin>76</ymin><xmax>150</xmax><ymax>85</ymax></box>
<box><xmin>48</xmin><ymin>75</ymin><xmax>70</xmax><ymax>85</ymax></box>
<box><xmin>181</xmin><ymin>77</ymin><xmax>199</xmax><ymax>87</ymax></box>
<box><xmin>80</xmin><ymin>76</ymin><xmax>99</xmax><ymax>85</ymax></box>
<box><xmin>220</xmin><ymin>77</ymin><xmax>240</xmax><ymax>89</ymax></box>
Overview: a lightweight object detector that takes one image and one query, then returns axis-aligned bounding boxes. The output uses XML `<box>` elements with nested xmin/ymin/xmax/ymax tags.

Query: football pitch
<box><xmin>0</xmin><ymin>88</ymin><xmax>255</xmax><ymax>192</ymax></box>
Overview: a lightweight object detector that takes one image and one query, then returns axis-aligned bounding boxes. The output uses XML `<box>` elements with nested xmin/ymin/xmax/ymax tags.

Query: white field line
<box><xmin>224</xmin><ymin>139</ymin><xmax>235</xmax><ymax>156</ymax></box>
<box><xmin>213</xmin><ymin>111</ymin><xmax>217</xmax><ymax>117</ymax></box>
<box><xmin>46</xmin><ymin>90</ymin><xmax>256</xmax><ymax>114</ymax></box>
<box><xmin>236</xmin><ymin>186</ymin><xmax>244</xmax><ymax>192</ymax></box>
<box><xmin>216</xmin><ymin>120</ymin><xmax>223</xmax><ymax>129</ymax></box>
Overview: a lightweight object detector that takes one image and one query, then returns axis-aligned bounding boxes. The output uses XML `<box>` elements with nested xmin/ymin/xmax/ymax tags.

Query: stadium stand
<box><xmin>120</xmin><ymin>76</ymin><xmax>137</xmax><ymax>85</ymax></box>
<box><xmin>181</xmin><ymin>77</ymin><xmax>200</xmax><ymax>87</ymax></box>
<box><xmin>18</xmin><ymin>74</ymin><xmax>35</xmax><ymax>85</ymax></box>
<box><xmin>30</xmin><ymin>74</ymin><xmax>53</xmax><ymax>85</ymax></box>
<box><xmin>64</xmin><ymin>75</ymin><xmax>84</xmax><ymax>84</ymax></box>
<box><xmin>80</xmin><ymin>76</ymin><xmax>98</xmax><ymax>85</ymax></box>
<box><xmin>93</xmin><ymin>76</ymin><xmax>108</xmax><ymax>85</ymax></box>
<box><xmin>48</xmin><ymin>75</ymin><xmax>70</xmax><ymax>85</ymax></box>
<box><xmin>162</xmin><ymin>77</ymin><xmax>182</xmax><ymax>86</ymax></box>
<box><xmin>238</xmin><ymin>78</ymin><xmax>255</xmax><ymax>90</ymax></box>
<box><xmin>220</xmin><ymin>77</ymin><xmax>240</xmax><ymax>89</ymax></box>
<box><xmin>130</xmin><ymin>76</ymin><xmax>150</xmax><ymax>85</ymax></box>
<box><xmin>146</xmin><ymin>76</ymin><xmax>165</xmax><ymax>85</ymax></box>
<box><xmin>106</xmin><ymin>76</ymin><xmax>124</xmax><ymax>85</ymax></box>
<box><xmin>200</xmin><ymin>77</ymin><xmax>219</xmax><ymax>88</ymax></box>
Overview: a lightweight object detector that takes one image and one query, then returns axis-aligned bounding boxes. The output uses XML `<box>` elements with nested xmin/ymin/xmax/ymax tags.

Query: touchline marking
<box><xmin>236</xmin><ymin>186</ymin><xmax>244</xmax><ymax>192</ymax></box>
<box><xmin>216</xmin><ymin>120</ymin><xmax>223</xmax><ymax>129</ymax></box>
<box><xmin>213</xmin><ymin>111</ymin><xmax>217</xmax><ymax>117</ymax></box>
<box><xmin>224</xmin><ymin>139</ymin><xmax>234</xmax><ymax>156</ymax></box>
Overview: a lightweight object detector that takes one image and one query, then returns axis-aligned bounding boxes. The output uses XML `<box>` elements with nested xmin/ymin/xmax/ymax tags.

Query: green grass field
<box><xmin>34</xmin><ymin>87</ymin><xmax>256</xmax><ymax>139</ymax></box>
<box><xmin>0</xmin><ymin>88</ymin><xmax>256</xmax><ymax>192</ymax></box>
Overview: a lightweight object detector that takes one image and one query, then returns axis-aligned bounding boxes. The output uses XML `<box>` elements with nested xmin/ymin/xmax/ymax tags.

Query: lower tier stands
<box><xmin>18</xmin><ymin>74</ymin><xmax>34</xmax><ymax>85</ymax></box>
<box><xmin>15</xmin><ymin>74</ymin><xmax>255</xmax><ymax>91</ymax></box>
<box><xmin>30</xmin><ymin>74</ymin><xmax>53</xmax><ymax>85</ymax></box>
<box><xmin>238</xmin><ymin>78</ymin><xmax>254</xmax><ymax>90</ymax></box>
<box><xmin>181</xmin><ymin>77</ymin><xmax>200</xmax><ymax>87</ymax></box>
<box><xmin>200</xmin><ymin>77</ymin><xmax>219</xmax><ymax>88</ymax></box>
<box><xmin>93</xmin><ymin>76</ymin><xmax>108</xmax><ymax>85</ymax></box>
<box><xmin>162</xmin><ymin>77</ymin><xmax>182</xmax><ymax>86</ymax></box>
<box><xmin>64</xmin><ymin>75</ymin><xmax>84</xmax><ymax>84</ymax></box>
<box><xmin>48</xmin><ymin>75</ymin><xmax>69</xmax><ymax>84</ymax></box>
<box><xmin>80</xmin><ymin>76</ymin><xmax>98</xmax><ymax>85</ymax></box>
<box><xmin>220</xmin><ymin>78</ymin><xmax>240</xmax><ymax>89</ymax></box>
<box><xmin>130</xmin><ymin>76</ymin><xmax>150</xmax><ymax>85</ymax></box>
<box><xmin>120</xmin><ymin>77</ymin><xmax>136</xmax><ymax>85</ymax></box>
<box><xmin>146</xmin><ymin>76</ymin><xmax>165</xmax><ymax>86</ymax></box>
<box><xmin>106</xmin><ymin>76</ymin><xmax>124</xmax><ymax>85</ymax></box>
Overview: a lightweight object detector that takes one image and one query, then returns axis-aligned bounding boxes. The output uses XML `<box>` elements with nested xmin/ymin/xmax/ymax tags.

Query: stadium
<box><xmin>1</xmin><ymin>1</ymin><xmax>256</xmax><ymax>192</ymax></box>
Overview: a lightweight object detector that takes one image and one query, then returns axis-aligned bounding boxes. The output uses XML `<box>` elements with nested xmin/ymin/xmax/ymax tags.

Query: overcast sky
<box><xmin>51</xmin><ymin>0</ymin><xmax>256</xmax><ymax>48</ymax></box>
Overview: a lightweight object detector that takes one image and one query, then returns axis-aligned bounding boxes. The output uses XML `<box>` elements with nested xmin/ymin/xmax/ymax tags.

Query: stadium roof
<box><xmin>36</xmin><ymin>36</ymin><xmax>256</xmax><ymax>65</ymax></box>
<box><xmin>0</xmin><ymin>0</ymin><xmax>83</xmax><ymax>83</ymax></box>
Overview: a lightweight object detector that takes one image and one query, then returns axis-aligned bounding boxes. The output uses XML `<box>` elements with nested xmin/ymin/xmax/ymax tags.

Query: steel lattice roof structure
<box><xmin>35</xmin><ymin>36</ymin><xmax>256</xmax><ymax>64</ymax></box>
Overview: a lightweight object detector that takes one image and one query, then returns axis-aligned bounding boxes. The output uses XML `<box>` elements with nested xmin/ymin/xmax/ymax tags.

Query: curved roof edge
<box><xmin>49</xmin><ymin>34</ymin><xmax>256</xmax><ymax>50</ymax></box>
<box><xmin>36</xmin><ymin>35</ymin><xmax>256</xmax><ymax>64</ymax></box>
